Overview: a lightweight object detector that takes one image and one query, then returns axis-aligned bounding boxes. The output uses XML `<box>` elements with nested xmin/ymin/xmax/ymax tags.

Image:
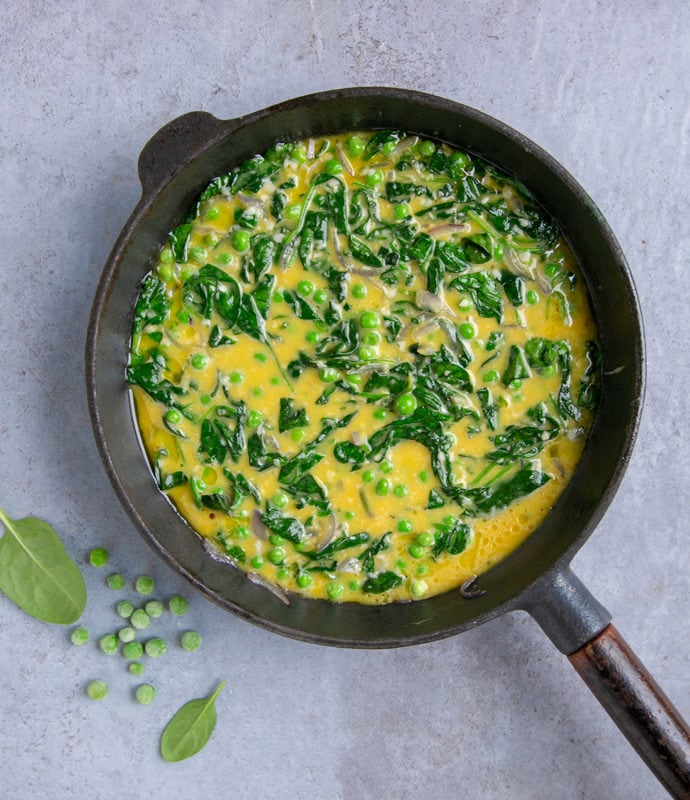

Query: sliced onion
<box><xmin>424</xmin><ymin>223</ymin><xmax>471</xmax><ymax>237</ymax></box>
<box><xmin>460</xmin><ymin>575</ymin><xmax>485</xmax><ymax>599</ymax></box>
<box><xmin>350</xmin><ymin>431</ymin><xmax>367</xmax><ymax>446</ymax></box>
<box><xmin>315</xmin><ymin>514</ymin><xmax>338</xmax><ymax>553</ymax></box>
<box><xmin>336</xmin><ymin>142</ymin><xmax>354</xmax><ymax>176</ymax></box>
<box><xmin>250</xmin><ymin>509</ymin><xmax>270</xmax><ymax>540</ymax></box>
<box><xmin>247</xmin><ymin>572</ymin><xmax>290</xmax><ymax>605</ymax></box>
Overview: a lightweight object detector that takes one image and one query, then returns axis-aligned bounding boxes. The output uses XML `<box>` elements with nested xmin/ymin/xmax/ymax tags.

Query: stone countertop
<box><xmin>0</xmin><ymin>2</ymin><xmax>688</xmax><ymax>798</ymax></box>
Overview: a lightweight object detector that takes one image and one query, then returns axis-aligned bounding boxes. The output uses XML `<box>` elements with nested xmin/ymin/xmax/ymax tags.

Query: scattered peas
<box><xmin>284</xmin><ymin>202</ymin><xmax>302</xmax><ymax>219</ymax></box>
<box><xmin>276</xmin><ymin>567</ymin><xmax>291</xmax><ymax>580</ymax></box>
<box><xmin>232</xmin><ymin>230</ymin><xmax>250</xmax><ymax>251</ymax></box>
<box><xmin>247</xmin><ymin>409</ymin><xmax>264</xmax><ymax>428</ymax></box>
<box><xmin>526</xmin><ymin>289</ymin><xmax>540</xmax><ymax>305</ymax></box>
<box><xmin>417</xmin><ymin>531</ymin><xmax>434</xmax><ymax>547</ymax></box>
<box><xmin>164</xmin><ymin>408</ymin><xmax>181</xmax><ymax>425</ymax></box>
<box><xmin>396</xmin><ymin>559</ymin><xmax>407</xmax><ymax>571</ymax></box>
<box><xmin>397</xmin><ymin>520</ymin><xmax>413</xmax><ymax>533</ymax></box>
<box><xmin>118</xmin><ymin>627</ymin><xmax>136</xmax><ymax>643</ymax></box>
<box><xmin>420</xmin><ymin>140</ymin><xmax>436</xmax><ymax>156</ymax></box>
<box><xmin>459</xmin><ymin>322</ymin><xmax>476</xmax><ymax>340</ymax></box>
<box><xmin>346</xmin><ymin>135</ymin><xmax>365</xmax><ymax>157</ymax></box>
<box><xmin>351</xmin><ymin>283</ymin><xmax>367</xmax><ymax>299</ymax></box>
<box><xmin>410</xmin><ymin>579</ymin><xmax>428</xmax><ymax>597</ymax></box>
<box><xmin>144</xmin><ymin>637</ymin><xmax>167</xmax><ymax>658</ymax></box>
<box><xmin>269</xmin><ymin>534</ymin><xmax>285</xmax><ymax>546</ymax></box>
<box><xmin>106</xmin><ymin>573</ymin><xmax>125</xmax><ymax>590</ymax></box>
<box><xmin>509</xmin><ymin>379</ymin><xmax>523</xmax><ymax>390</ymax></box>
<box><xmin>128</xmin><ymin>662</ymin><xmax>145</xmax><ymax>676</ymax></box>
<box><xmin>204</xmin><ymin>232</ymin><xmax>219</xmax><ymax>247</ymax></box>
<box><xmin>375</xmin><ymin>478</ymin><xmax>391</xmax><ymax>496</ymax></box>
<box><xmin>70</xmin><ymin>626</ymin><xmax>90</xmax><ymax>646</ymax></box>
<box><xmin>89</xmin><ymin>548</ymin><xmax>108</xmax><ymax>568</ymax></box>
<box><xmin>157</xmin><ymin>262</ymin><xmax>173</xmax><ymax>282</ymax></box>
<box><xmin>181</xmin><ymin>631</ymin><xmax>202</xmax><ymax>651</ymax></box>
<box><xmin>254</xmin><ymin>352</ymin><xmax>268</xmax><ymax>363</ymax></box>
<box><xmin>268</xmin><ymin>547</ymin><xmax>286</xmax><ymax>566</ymax></box>
<box><xmin>395</xmin><ymin>393</ymin><xmax>417</xmax><ymax>415</ymax></box>
<box><xmin>272</xmin><ymin>491</ymin><xmax>289</xmax><ymax>509</ymax></box>
<box><xmin>380</xmin><ymin>459</ymin><xmax>394</xmax><ymax>474</ymax></box>
<box><xmin>297</xmin><ymin>279</ymin><xmax>315</xmax><ymax>296</ymax></box>
<box><xmin>144</xmin><ymin>600</ymin><xmax>164</xmax><ymax>618</ymax></box>
<box><xmin>189</xmin><ymin>246</ymin><xmax>207</xmax><ymax>262</ymax></box>
<box><xmin>234</xmin><ymin>526</ymin><xmax>250</xmax><ymax>540</ymax></box>
<box><xmin>168</xmin><ymin>596</ymin><xmax>190</xmax><ymax>616</ymax></box>
<box><xmin>359</xmin><ymin>310</ymin><xmax>380</xmax><ymax>329</ymax></box>
<box><xmin>408</xmin><ymin>544</ymin><xmax>425</xmax><ymax>559</ymax></box>
<box><xmin>483</xmin><ymin>370</ymin><xmax>499</xmax><ymax>383</ymax></box>
<box><xmin>416</xmin><ymin>564</ymin><xmax>429</xmax><ymax>576</ymax></box>
<box><xmin>116</xmin><ymin>600</ymin><xmax>134</xmax><ymax>619</ymax></box>
<box><xmin>130</xmin><ymin>609</ymin><xmax>150</xmax><ymax>630</ymax></box>
<box><xmin>450</xmin><ymin>151</ymin><xmax>469</xmax><ymax>169</ymax></box>
<box><xmin>325</xmin><ymin>158</ymin><xmax>343</xmax><ymax>176</ymax></box>
<box><xmin>344</xmin><ymin>510</ymin><xmax>356</xmax><ymax>521</ymax></box>
<box><xmin>327</xmin><ymin>581</ymin><xmax>344</xmax><ymax>600</ymax></box>
<box><xmin>122</xmin><ymin>641</ymin><xmax>144</xmax><ymax>660</ymax></box>
<box><xmin>135</xmin><ymin>684</ymin><xmax>156</xmax><ymax>705</ymax></box>
<box><xmin>250</xmin><ymin>555</ymin><xmax>264</xmax><ymax>569</ymax></box>
<box><xmin>293</xmin><ymin>145</ymin><xmax>308</xmax><ymax>163</ymax></box>
<box><xmin>419</xmin><ymin>470</ymin><xmax>429</xmax><ymax>482</ymax></box>
<box><xmin>205</xmin><ymin>206</ymin><xmax>220</xmax><ymax>221</ymax></box>
<box><xmin>135</xmin><ymin>576</ymin><xmax>155</xmax><ymax>596</ymax></box>
<box><xmin>393</xmin><ymin>203</ymin><xmax>411</xmax><ymax>220</ymax></box>
<box><xmin>296</xmin><ymin>573</ymin><xmax>313</xmax><ymax>589</ymax></box>
<box><xmin>215</xmin><ymin>252</ymin><xmax>232</xmax><ymax>265</ymax></box>
<box><xmin>362</xmin><ymin>469</ymin><xmax>375</xmax><ymax>483</ymax></box>
<box><xmin>229</xmin><ymin>371</ymin><xmax>244</xmax><ymax>384</ymax></box>
<box><xmin>291</xmin><ymin>428</ymin><xmax>306</xmax><ymax>444</ymax></box>
<box><xmin>191</xmin><ymin>353</ymin><xmax>208</xmax><ymax>370</ymax></box>
<box><xmin>313</xmin><ymin>289</ymin><xmax>328</xmax><ymax>304</ymax></box>
<box><xmin>373</xmin><ymin>408</ymin><xmax>388</xmax><ymax>420</ymax></box>
<box><xmin>366</xmin><ymin>168</ymin><xmax>384</xmax><ymax>187</ymax></box>
<box><xmin>159</xmin><ymin>247</ymin><xmax>174</xmax><ymax>263</ymax></box>
<box><xmin>362</xmin><ymin>331</ymin><xmax>381</xmax><ymax>346</ymax></box>
<box><xmin>393</xmin><ymin>484</ymin><xmax>409</xmax><ymax>498</ymax></box>
<box><xmin>358</xmin><ymin>346</ymin><xmax>376</xmax><ymax>361</ymax></box>
<box><xmin>318</xmin><ymin>367</ymin><xmax>338</xmax><ymax>383</ymax></box>
<box><xmin>99</xmin><ymin>634</ymin><xmax>119</xmax><ymax>656</ymax></box>
<box><xmin>86</xmin><ymin>680</ymin><xmax>108</xmax><ymax>701</ymax></box>
<box><xmin>348</xmin><ymin>580</ymin><xmax>361</xmax><ymax>591</ymax></box>
<box><xmin>305</xmin><ymin>331</ymin><xmax>321</xmax><ymax>344</ymax></box>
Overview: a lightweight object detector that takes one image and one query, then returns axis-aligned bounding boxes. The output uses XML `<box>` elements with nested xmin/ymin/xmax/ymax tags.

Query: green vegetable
<box><xmin>362</xmin><ymin>571</ymin><xmax>403</xmax><ymax>594</ymax></box>
<box><xmin>116</xmin><ymin>600</ymin><xmax>134</xmax><ymax>619</ymax></box>
<box><xmin>181</xmin><ymin>631</ymin><xmax>202</xmax><ymax>651</ymax></box>
<box><xmin>122</xmin><ymin>641</ymin><xmax>144</xmax><ymax>660</ymax></box>
<box><xmin>99</xmin><ymin>634</ymin><xmax>119</xmax><ymax>655</ymax></box>
<box><xmin>128</xmin><ymin>662</ymin><xmax>145</xmax><ymax>676</ymax></box>
<box><xmin>502</xmin><ymin>345</ymin><xmax>531</xmax><ymax>387</ymax></box>
<box><xmin>135</xmin><ymin>575</ymin><xmax>155</xmax><ymax>595</ymax></box>
<box><xmin>107</xmin><ymin>573</ymin><xmax>125</xmax><ymax>590</ymax></box>
<box><xmin>70</xmin><ymin>626</ymin><xmax>90</xmax><ymax>646</ymax></box>
<box><xmin>86</xmin><ymin>680</ymin><xmax>108</xmax><ymax>701</ymax></box>
<box><xmin>169</xmin><ymin>595</ymin><xmax>190</xmax><ymax>616</ymax></box>
<box><xmin>278</xmin><ymin>397</ymin><xmax>309</xmax><ymax>432</ymax></box>
<box><xmin>160</xmin><ymin>680</ymin><xmax>226</xmax><ymax>763</ymax></box>
<box><xmin>0</xmin><ymin>507</ymin><xmax>87</xmax><ymax>624</ymax></box>
<box><xmin>135</xmin><ymin>684</ymin><xmax>156</xmax><ymax>705</ymax></box>
<box><xmin>145</xmin><ymin>637</ymin><xmax>167</xmax><ymax>658</ymax></box>
<box><xmin>448</xmin><ymin>272</ymin><xmax>503</xmax><ymax>322</ymax></box>
<box><xmin>89</xmin><ymin>547</ymin><xmax>109</xmax><ymax>567</ymax></box>
<box><xmin>144</xmin><ymin>600</ymin><xmax>164</xmax><ymax>618</ymax></box>
<box><xmin>130</xmin><ymin>609</ymin><xmax>150</xmax><ymax>630</ymax></box>
<box><xmin>118</xmin><ymin>627</ymin><xmax>136</xmax><ymax>643</ymax></box>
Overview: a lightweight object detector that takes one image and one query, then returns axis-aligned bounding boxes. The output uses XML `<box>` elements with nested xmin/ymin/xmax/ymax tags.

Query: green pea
<box><xmin>135</xmin><ymin>575</ymin><xmax>155</xmax><ymax>596</ymax></box>
<box><xmin>346</xmin><ymin>136</ymin><xmax>365</xmax><ymax>157</ymax></box>
<box><xmin>526</xmin><ymin>289</ymin><xmax>540</xmax><ymax>305</ymax></box>
<box><xmin>269</xmin><ymin>534</ymin><xmax>285</xmax><ymax>546</ymax></box>
<box><xmin>128</xmin><ymin>662</ymin><xmax>145</xmax><ymax>676</ymax></box>
<box><xmin>327</xmin><ymin>581</ymin><xmax>344</xmax><ymax>600</ymax></box>
<box><xmin>360</xmin><ymin>310</ymin><xmax>380</xmax><ymax>329</ymax></box>
<box><xmin>395</xmin><ymin>393</ymin><xmax>417</xmax><ymax>415</ymax></box>
<box><xmin>410</xmin><ymin>579</ymin><xmax>428</xmax><ymax>598</ymax></box>
<box><xmin>296</xmin><ymin>573</ymin><xmax>313</xmax><ymax>589</ymax></box>
<box><xmin>373</xmin><ymin>408</ymin><xmax>388</xmax><ymax>420</ymax></box>
<box><xmin>544</xmin><ymin>262</ymin><xmax>560</xmax><ymax>277</ymax></box>
<box><xmin>362</xmin><ymin>331</ymin><xmax>381</xmax><ymax>346</ymax></box>
<box><xmin>297</xmin><ymin>279</ymin><xmax>315</xmax><ymax>297</ymax></box>
<box><xmin>268</xmin><ymin>547</ymin><xmax>286</xmax><ymax>566</ymax></box>
<box><xmin>396</xmin><ymin>559</ymin><xmax>407</xmax><ymax>571</ymax></box>
<box><xmin>189</xmin><ymin>246</ymin><xmax>207</xmax><ymax>262</ymax></box>
<box><xmin>325</xmin><ymin>158</ymin><xmax>343</xmax><ymax>176</ymax></box>
<box><xmin>344</xmin><ymin>510</ymin><xmax>356</xmax><ymax>521</ymax></box>
<box><xmin>122</xmin><ymin>641</ymin><xmax>144</xmax><ymax>660</ymax></box>
<box><xmin>205</xmin><ymin>206</ymin><xmax>220</xmax><ymax>221</ymax></box>
<box><xmin>176</xmin><ymin>309</ymin><xmax>191</xmax><ymax>323</ymax></box>
<box><xmin>397</xmin><ymin>520</ymin><xmax>413</xmax><ymax>533</ymax></box>
<box><xmin>159</xmin><ymin>247</ymin><xmax>174</xmax><ymax>264</ymax></box>
<box><xmin>408</xmin><ymin>544</ymin><xmax>425</xmax><ymax>559</ymax></box>
<box><xmin>252</xmin><ymin>387</ymin><xmax>263</xmax><ymax>397</ymax></box>
<box><xmin>450</xmin><ymin>151</ymin><xmax>469</xmax><ymax>169</ymax></box>
<box><xmin>135</xmin><ymin>684</ymin><xmax>156</xmax><ymax>705</ymax></box>
<box><xmin>247</xmin><ymin>409</ymin><xmax>263</xmax><ymax>428</ymax></box>
<box><xmin>362</xmin><ymin>469</ymin><xmax>375</xmax><ymax>484</ymax></box>
<box><xmin>169</xmin><ymin>595</ymin><xmax>189</xmax><ymax>616</ymax></box>
<box><xmin>216</xmin><ymin>252</ymin><xmax>232</xmax><ymax>265</ymax></box>
<box><xmin>250</xmin><ymin>555</ymin><xmax>264</xmax><ymax>569</ymax></box>
<box><xmin>254</xmin><ymin>352</ymin><xmax>268</xmax><ymax>362</ymax></box>
<box><xmin>291</xmin><ymin>428</ymin><xmax>305</xmax><ymax>444</ymax></box>
<box><xmin>509</xmin><ymin>379</ymin><xmax>523</xmax><ymax>390</ymax></box>
<box><xmin>157</xmin><ymin>262</ymin><xmax>174</xmax><ymax>282</ymax></box>
<box><xmin>393</xmin><ymin>484</ymin><xmax>409</xmax><ymax>498</ymax></box>
<box><xmin>234</xmin><ymin>526</ymin><xmax>250</xmax><ymax>540</ymax></box>
<box><xmin>86</xmin><ymin>680</ymin><xmax>108</xmax><ymax>701</ymax></box>
<box><xmin>318</xmin><ymin>367</ymin><xmax>338</xmax><ymax>383</ymax></box>
<box><xmin>99</xmin><ymin>634</ymin><xmax>119</xmax><ymax>656</ymax></box>
<box><xmin>229</xmin><ymin>371</ymin><xmax>244</xmax><ymax>384</ymax></box>
<box><xmin>130</xmin><ymin>609</ymin><xmax>150</xmax><ymax>630</ymax></box>
<box><xmin>420</xmin><ymin>140</ymin><xmax>435</xmax><ymax>156</ymax></box>
<box><xmin>89</xmin><ymin>547</ymin><xmax>108</xmax><ymax>568</ymax></box>
<box><xmin>165</xmin><ymin>408</ymin><xmax>182</xmax><ymax>425</ymax></box>
<box><xmin>459</xmin><ymin>322</ymin><xmax>475</xmax><ymax>340</ymax></box>
<box><xmin>345</xmin><ymin>373</ymin><xmax>362</xmax><ymax>385</ymax></box>
<box><xmin>116</xmin><ymin>600</ymin><xmax>134</xmax><ymax>619</ymax></box>
<box><xmin>118</xmin><ymin>627</ymin><xmax>136</xmax><ymax>643</ymax></box>
<box><xmin>419</xmin><ymin>470</ymin><xmax>429</xmax><ymax>482</ymax></box>
<box><xmin>293</xmin><ymin>145</ymin><xmax>308</xmax><ymax>163</ymax></box>
<box><xmin>483</xmin><ymin>370</ymin><xmax>499</xmax><ymax>383</ymax></box>
<box><xmin>276</xmin><ymin>567</ymin><xmax>290</xmax><ymax>580</ymax></box>
<box><xmin>348</xmin><ymin>580</ymin><xmax>361</xmax><ymax>591</ymax></box>
<box><xmin>351</xmin><ymin>283</ymin><xmax>367</xmax><ymax>299</ymax></box>
<box><xmin>381</xmin><ymin>140</ymin><xmax>396</xmax><ymax>155</ymax></box>
<box><xmin>380</xmin><ymin>459</ymin><xmax>394</xmax><ymax>474</ymax></box>
<box><xmin>200</xmin><ymin>394</ymin><xmax>211</xmax><ymax>405</ymax></box>
<box><xmin>144</xmin><ymin>600</ymin><xmax>164</xmax><ymax>618</ymax></box>
<box><xmin>191</xmin><ymin>353</ymin><xmax>208</xmax><ymax>370</ymax></box>
<box><xmin>366</xmin><ymin>169</ymin><xmax>384</xmax><ymax>187</ymax></box>
<box><xmin>232</xmin><ymin>230</ymin><xmax>250</xmax><ymax>252</ymax></box>
<box><xmin>417</xmin><ymin>531</ymin><xmax>434</xmax><ymax>546</ymax></box>
<box><xmin>393</xmin><ymin>203</ymin><xmax>411</xmax><ymax>220</ymax></box>
<box><xmin>313</xmin><ymin>289</ymin><xmax>328</xmax><ymax>304</ymax></box>
<box><xmin>416</xmin><ymin>564</ymin><xmax>429</xmax><ymax>576</ymax></box>
<box><xmin>270</xmin><ymin>376</ymin><xmax>280</xmax><ymax>385</ymax></box>
<box><xmin>375</xmin><ymin>478</ymin><xmax>391</xmax><ymax>496</ymax></box>
<box><xmin>305</xmin><ymin>331</ymin><xmax>321</xmax><ymax>345</ymax></box>
<box><xmin>107</xmin><ymin>573</ymin><xmax>125</xmax><ymax>590</ymax></box>
<box><xmin>443</xmin><ymin>515</ymin><xmax>456</xmax><ymax>526</ymax></box>
<box><xmin>358</xmin><ymin>345</ymin><xmax>376</xmax><ymax>361</ymax></box>
<box><xmin>272</xmin><ymin>491</ymin><xmax>289</xmax><ymax>509</ymax></box>
<box><xmin>204</xmin><ymin>232</ymin><xmax>219</xmax><ymax>247</ymax></box>
<box><xmin>144</xmin><ymin>637</ymin><xmax>167</xmax><ymax>658</ymax></box>
<box><xmin>181</xmin><ymin>630</ymin><xmax>202</xmax><ymax>651</ymax></box>
<box><xmin>70</xmin><ymin>626</ymin><xmax>89</xmax><ymax>646</ymax></box>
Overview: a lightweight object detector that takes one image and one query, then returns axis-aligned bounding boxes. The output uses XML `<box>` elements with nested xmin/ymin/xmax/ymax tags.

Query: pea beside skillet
<box><xmin>127</xmin><ymin>130</ymin><xmax>600</xmax><ymax>604</ymax></box>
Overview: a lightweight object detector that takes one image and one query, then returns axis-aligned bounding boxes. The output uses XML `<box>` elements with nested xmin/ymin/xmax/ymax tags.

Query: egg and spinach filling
<box><xmin>127</xmin><ymin>130</ymin><xmax>600</xmax><ymax>604</ymax></box>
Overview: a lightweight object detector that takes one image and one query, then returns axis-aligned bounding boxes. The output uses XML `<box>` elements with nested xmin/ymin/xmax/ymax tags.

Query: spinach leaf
<box><xmin>359</xmin><ymin>532</ymin><xmax>390</xmax><ymax>574</ymax></box>
<box><xmin>169</xmin><ymin>222</ymin><xmax>192</xmax><ymax>263</ymax></box>
<box><xmin>283</xmin><ymin>290</ymin><xmax>321</xmax><ymax>322</ymax></box>
<box><xmin>198</xmin><ymin>403</ymin><xmax>247</xmax><ymax>465</ymax></box>
<box><xmin>0</xmin><ymin>506</ymin><xmax>87</xmax><ymax>624</ymax></box>
<box><xmin>386</xmin><ymin>182</ymin><xmax>432</xmax><ymax>203</ymax></box>
<box><xmin>524</xmin><ymin>337</ymin><xmax>559</xmax><ymax>371</ymax></box>
<box><xmin>278</xmin><ymin>397</ymin><xmax>309</xmax><ymax>432</ymax></box>
<box><xmin>235</xmin><ymin>294</ymin><xmax>268</xmax><ymax>343</ymax></box>
<box><xmin>349</xmin><ymin>236</ymin><xmax>382</xmax><ymax>268</ymax></box>
<box><xmin>153</xmin><ymin>450</ymin><xmax>187</xmax><ymax>491</ymax></box>
<box><xmin>126</xmin><ymin>360</ymin><xmax>185</xmax><ymax>407</ymax></box>
<box><xmin>208</xmin><ymin>325</ymin><xmax>236</xmax><ymax>348</ymax></box>
<box><xmin>556</xmin><ymin>342</ymin><xmax>581</xmax><ymax>421</ymax></box>
<box><xmin>133</xmin><ymin>275</ymin><xmax>169</xmax><ymax>335</ymax></box>
<box><xmin>502</xmin><ymin>345</ymin><xmax>531</xmax><ymax>386</ymax></box>
<box><xmin>408</xmin><ymin>233</ymin><xmax>435</xmax><ymax>269</ymax></box>
<box><xmin>449</xmin><ymin>272</ymin><xmax>503</xmax><ymax>322</ymax></box>
<box><xmin>251</xmin><ymin>235</ymin><xmax>276</xmax><ymax>281</ymax></box>
<box><xmin>278</xmin><ymin>450</ymin><xmax>323</xmax><ymax>486</ymax></box>
<box><xmin>476</xmin><ymin>387</ymin><xmax>498</xmax><ymax>431</ymax></box>
<box><xmin>333</xmin><ymin>441</ymin><xmax>368</xmax><ymax>466</ymax></box>
<box><xmin>499</xmin><ymin>270</ymin><xmax>525</xmax><ymax>307</ymax></box>
<box><xmin>471</xmin><ymin>466</ymin><xmax>550</xmax><ymax>515</ymax></box>
<box><xmin>436</xmin><ymin>242</ymin><xmax>470</xmax><ymax>273</ymax></box>
<box><xmin>260</xmin><ymin>506</ymin><xmax>305</xmax><ymax>544</ymax></box>
<box><xmin>364</xmin><ymin>130</ymin><xmax>405</xmax><ymax>159</ymax></box>
<box><xmin>247</xmin><ymin>430</ymin><xmax>284</xmax><ymax>471</ymax></box>
<box><xmin>578</xmin><ymin>340</ymin><xmax>602</xmax><ymax>410</ymax></box>
<box><xmin>432</xmin><ymin>518</ymin><xmax>471</xmax><ymax>557</ymax></box>
<box><xmin>222</xmin><ymin>469</ymin><xmax>261</xmax><ymax>509</ymax></box>
<box><xmin>362</xmin><ymin>571</ymin><xmax>403</xmax><ymax>594</ymax></box>
<box><xmin>426</xmin><ymin>489</ymin><xmax>446</xmax><ymax>509</ymax></box>
<box><xmin>306</xmin><ymin>532</ymin><xmax>370</xmax><ymax>560</ymax></box>
<box><xmin>160</xmin><ymin>680</ymin><xmax>226</xmax><ymax>763</ymax></box>
<box><xmin>486</xmin><ymin>423</ymin><xmax>558</xmax><ymax>465</ymax></box>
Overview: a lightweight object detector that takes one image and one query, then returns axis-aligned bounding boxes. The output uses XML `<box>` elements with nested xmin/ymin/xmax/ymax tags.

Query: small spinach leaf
<box><xmin>160</xmin><ymin>680</ymin><xmax>226</xmax><ymax>763</ymax></box>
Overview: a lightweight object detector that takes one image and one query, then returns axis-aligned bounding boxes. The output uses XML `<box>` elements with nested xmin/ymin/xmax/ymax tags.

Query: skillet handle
<box><xmin>569</xmin><ymin>624</ymin><xmax>690</xmax><ymax>799</ymax></box>
<box><xmin>137</xmin><ymin>112</ymin><xmax>227</xmax><ymax>196</ymax></box>
<box><xmin>523</xmin><ymin>568</ymin><xmax>690</xmax><ymax>797</ymax></box>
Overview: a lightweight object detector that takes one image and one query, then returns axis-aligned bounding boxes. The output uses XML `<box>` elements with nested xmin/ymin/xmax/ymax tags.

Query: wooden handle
<box><xmin>569</xmin><ymin>624</ymin><xmax>690</xmax><ymax>798</ymax></box>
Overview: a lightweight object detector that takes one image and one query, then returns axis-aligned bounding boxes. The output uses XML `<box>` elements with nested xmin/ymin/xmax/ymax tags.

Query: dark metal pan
<box><xmin>85</xmin><ymin>88</ymin><xmax>690</xmax><ymax>797</ymax></box>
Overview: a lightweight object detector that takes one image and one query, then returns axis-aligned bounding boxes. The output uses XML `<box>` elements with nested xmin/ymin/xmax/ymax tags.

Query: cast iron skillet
<box><xmin>86</xmin><ymin>88</ymin><xmax>690</xmax><ymax>796</ymax></box>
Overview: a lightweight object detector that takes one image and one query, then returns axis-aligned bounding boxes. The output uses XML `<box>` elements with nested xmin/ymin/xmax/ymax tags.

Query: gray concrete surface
<box><xmin>0</xmin><ymin>2</ymin><xmax>688</xmax><ymax>798</ymax></box>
